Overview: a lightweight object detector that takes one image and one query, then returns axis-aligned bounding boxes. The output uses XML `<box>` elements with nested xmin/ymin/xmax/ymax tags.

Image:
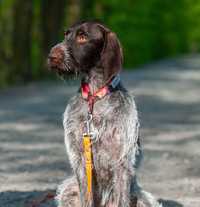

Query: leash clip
<box><xmin>83</xmin><ymin>113</ymin><xmax>94</xmax><ymax>138</ymax></box>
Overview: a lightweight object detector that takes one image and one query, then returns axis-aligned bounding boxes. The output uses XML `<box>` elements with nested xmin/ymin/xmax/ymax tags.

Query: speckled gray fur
<box><xmin>56</xmin><ymin>78</ymin><xmax>162</xmax><ymax>207</ymax></box>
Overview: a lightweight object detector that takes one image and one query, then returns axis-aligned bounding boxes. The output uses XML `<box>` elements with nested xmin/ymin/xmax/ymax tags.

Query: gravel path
<box><xmin>0</xmin><ymin>55</ymin><xmax>200</xmax><ymax>207</ymax></box>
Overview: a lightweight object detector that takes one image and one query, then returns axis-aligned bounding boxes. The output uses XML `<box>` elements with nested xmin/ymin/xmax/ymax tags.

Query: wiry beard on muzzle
<box><xmin>57</xmin><ymin>46</ymin><xmax>80</xmax><ymax>81</ymax></box>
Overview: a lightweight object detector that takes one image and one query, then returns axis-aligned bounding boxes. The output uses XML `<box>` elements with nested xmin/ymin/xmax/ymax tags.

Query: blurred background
<box><xmin>0</xmin><ymin>1</ymin><xmax>200</xmax><ymax>206</ymax></box>
<box><xmin>0</xmin><ymin>0</ymin><xmax>200</xmax><ymax>88</ymax></box>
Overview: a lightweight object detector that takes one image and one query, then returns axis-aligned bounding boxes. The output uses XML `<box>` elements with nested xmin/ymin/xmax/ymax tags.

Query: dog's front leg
<box><xmin>74</xmin><ymin>159</ymin><xmax>94</xmax><ymax>207</ymax></box>
<box><xmin>106</xmin><ymin>168</ymin><xmax>132</xmax><ymax>207</ymax></box>
<box><xmin>65</xmin><ymin>140</ymin><xmax>90</xmax><ymax>207</ymax></box>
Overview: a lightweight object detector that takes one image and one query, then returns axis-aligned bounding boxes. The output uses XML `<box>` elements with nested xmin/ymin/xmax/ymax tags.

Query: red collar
<box><xmin>81</xmin><ymin>74</ymin><xmax>120</xmax><ymax>113</ymax></box>
<box><xmin>81</xmin><ymin>83</ymin><xmax>109</xmax><ymax>100</ymax></box>
<box><xmin>81</xmin><ymin>83</ymin><xmax>109</xmax><ymax>113</ymax></box>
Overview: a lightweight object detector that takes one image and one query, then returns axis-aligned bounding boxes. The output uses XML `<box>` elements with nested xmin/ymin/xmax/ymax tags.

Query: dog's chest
<box><xmin>65</xmin><ymin>94</ymin><xmax>123</xmax><ymax>162</ymax></box>
<box><xmin>64</xmin><ymin>92</ymin><xmax>137</xmax><ymax>188</ymax></box>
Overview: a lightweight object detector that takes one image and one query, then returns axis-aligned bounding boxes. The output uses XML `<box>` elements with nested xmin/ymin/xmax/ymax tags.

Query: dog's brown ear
<box><xmin>100</xmin><ymin>29</ymin><xmax>123</xmax><ymax>82</ymax></box>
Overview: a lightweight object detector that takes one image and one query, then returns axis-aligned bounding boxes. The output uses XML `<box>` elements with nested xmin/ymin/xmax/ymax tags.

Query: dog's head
<box><xmin>48</xmin><ymin>21</ymin><xmax>123</xmax><ymax>81</ymax></box>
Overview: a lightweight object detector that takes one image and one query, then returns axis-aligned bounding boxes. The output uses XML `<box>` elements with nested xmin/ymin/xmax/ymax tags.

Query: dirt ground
<box><xmin>0</xmin><ymin>55</ymin><xmax>200</xmax><ymax>207</ymax></box>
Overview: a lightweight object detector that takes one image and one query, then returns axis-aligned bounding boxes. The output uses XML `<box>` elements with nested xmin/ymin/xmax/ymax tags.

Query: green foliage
<box><xmin>0</xmin><ymin>0</ymin><xmax>200</xmax><ymax>87</ymax></box>
<box><xmin>93</xmin><ymin>0</ymin><xmax>191</xmax><ymax>67</ymax></box>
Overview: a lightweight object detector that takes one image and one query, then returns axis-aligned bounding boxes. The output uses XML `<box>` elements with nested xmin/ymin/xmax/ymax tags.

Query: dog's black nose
<box><xmin>48</xmin><ymin>45</ymin><xmax>64</xmax><ymax>70</ymax></box>
<box><xmin>48</xmin><ymin>55</ymin><xmax>61</xmax><ymax>67</ymax></box>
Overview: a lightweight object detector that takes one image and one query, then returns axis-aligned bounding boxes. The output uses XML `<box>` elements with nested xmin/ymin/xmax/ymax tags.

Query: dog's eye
<box><xmin>76</xmin><ymin>33</ymin><xmax>88</xmax><ymax>44</ymax></box>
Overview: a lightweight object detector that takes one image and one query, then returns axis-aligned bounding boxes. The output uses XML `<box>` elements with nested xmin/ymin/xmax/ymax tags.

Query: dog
<box><xmin>48</xmin><ymin>20</ymin><xmax>162</xmax><ymax>207</ymax></box>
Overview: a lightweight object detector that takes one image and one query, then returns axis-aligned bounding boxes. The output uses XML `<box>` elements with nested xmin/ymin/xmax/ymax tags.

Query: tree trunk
<box><xmin>12</xmin><ymin>0</ymin><xmax>33</xmax><ymax>83</ymax></box>
<box><xmin>40</xmin><ymin>0</ymin><xmax>67</xmax><ymax>57</ymax></box>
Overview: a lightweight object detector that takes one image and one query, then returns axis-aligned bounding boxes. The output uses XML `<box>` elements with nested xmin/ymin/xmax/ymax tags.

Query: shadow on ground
<box><xmin>0</xmin><ymin>190</ymin><xmax>56</xmax><ymax>207</ymax></box>
<box><xmin>158</xmin><ymin>199</ymin><xmax>183</xmax><ymax>207</ymax></box>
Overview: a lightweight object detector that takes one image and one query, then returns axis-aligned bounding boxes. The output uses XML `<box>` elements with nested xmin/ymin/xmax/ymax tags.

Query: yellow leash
<box><xmin>83</xmin><ymin>112</ymin><xmax>94</xmax><ymax>203</ymax></box>
<box><xmin>83</xmin><ymin>134</ymin><xmax>93</xmax><ymax>200</ymax></box>
<box><xmin>81</xmin><ymin>74</ymin><xmax>121</xmax><ymax>204</ymax></box>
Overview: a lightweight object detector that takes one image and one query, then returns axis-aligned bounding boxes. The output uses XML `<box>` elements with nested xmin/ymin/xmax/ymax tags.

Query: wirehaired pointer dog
<box><xmin>48</xmin><ymin>21</ymin><xmax>162</xmax><ymax>207</ymax></box>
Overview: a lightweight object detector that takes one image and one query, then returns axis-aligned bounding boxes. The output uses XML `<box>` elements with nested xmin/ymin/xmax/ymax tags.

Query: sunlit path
<box><xmin>0</xmin><ymin>55</ymin><xmax>200</xmax><ymax>207</ymax></box>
